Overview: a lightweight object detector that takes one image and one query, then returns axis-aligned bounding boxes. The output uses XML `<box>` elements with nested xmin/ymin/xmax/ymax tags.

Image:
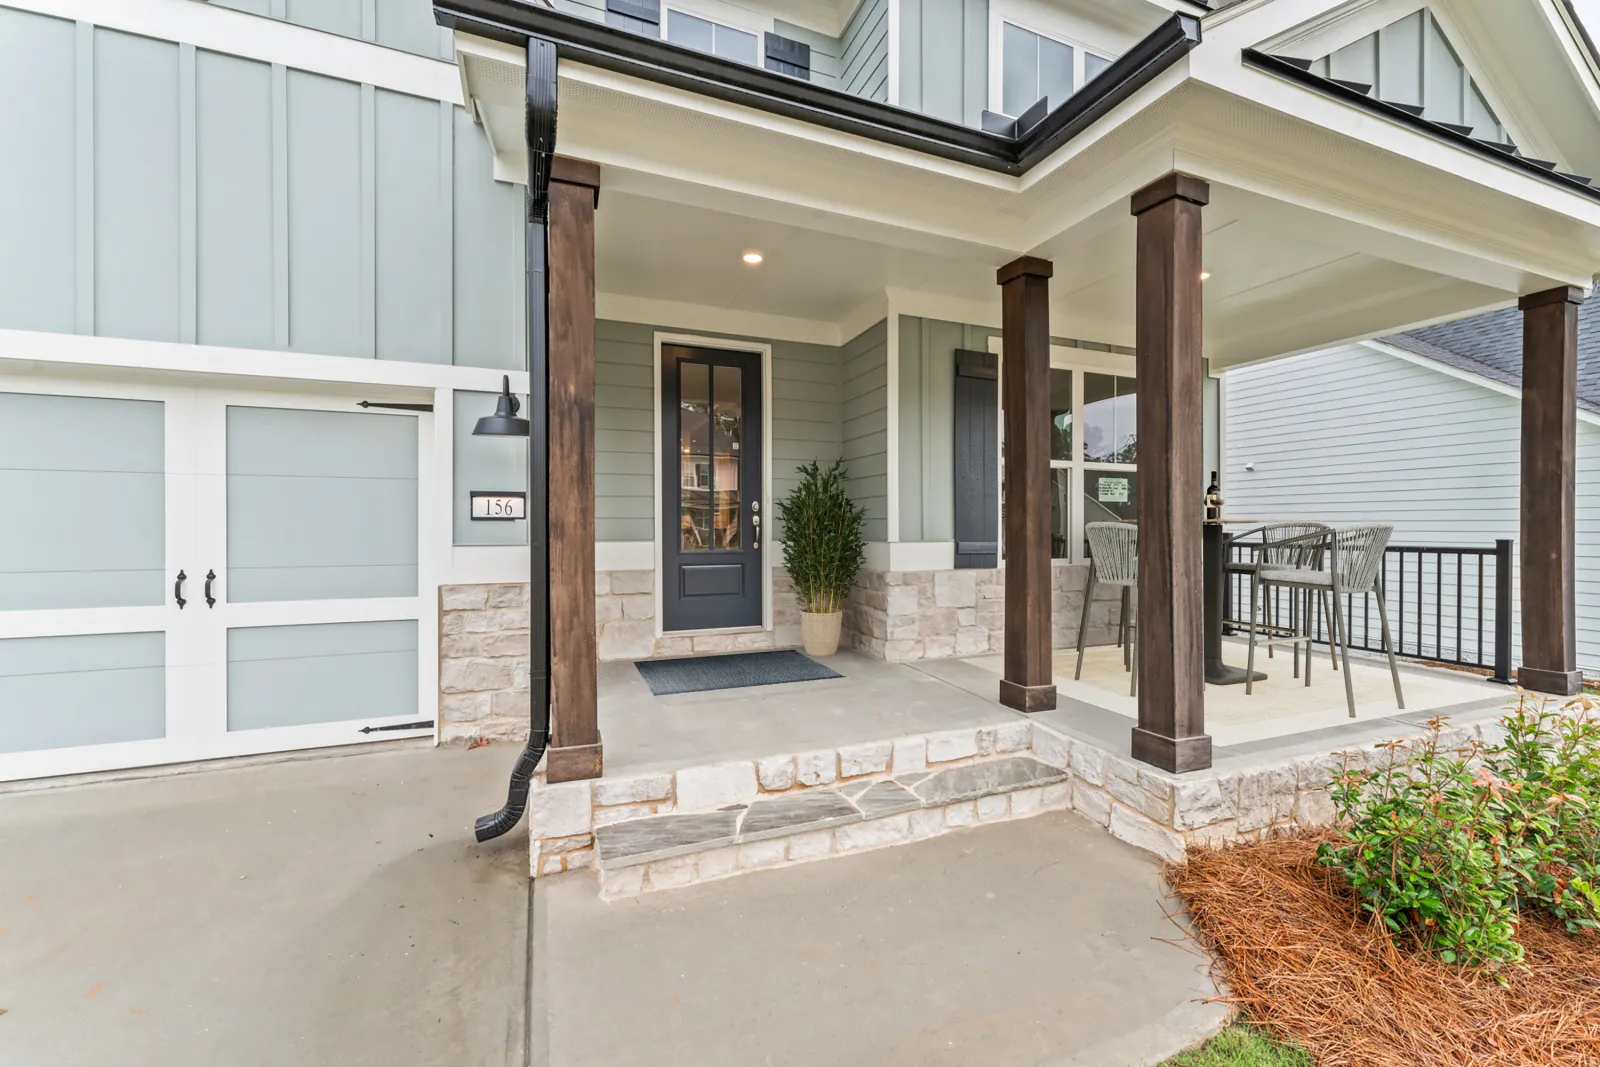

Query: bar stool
<box><xmin>1076</xmin><ymin>522</ymin><xmax>1138</xmax><ymax>696</ymax></box>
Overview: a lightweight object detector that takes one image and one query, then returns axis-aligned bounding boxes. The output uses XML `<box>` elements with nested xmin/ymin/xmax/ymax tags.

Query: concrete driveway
<box><xmin>0</xmin><ymin>742</ymin><xmax>530</xmax><ymax>1067</ymax></box>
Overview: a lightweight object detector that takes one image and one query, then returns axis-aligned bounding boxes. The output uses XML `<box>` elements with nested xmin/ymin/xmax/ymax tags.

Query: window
<box><xmin>667</xmin><ymin>10</ymin><xmax>758</xmax><ymax>65</ymax></box>
<box><xmin>998</xmin><ymin>21</ymin><xmax>1116</xmax><ymax>117</ymax></box>
<box><xmin>1043</xmin><ymin>365</ymin><xmax>1138</xmax><ymax>562</ymax></box>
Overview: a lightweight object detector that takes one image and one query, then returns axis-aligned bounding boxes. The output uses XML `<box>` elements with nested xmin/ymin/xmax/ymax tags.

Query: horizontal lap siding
<box><xmin>1225</xmin><ymin>343</ymin><xmax>1600</xmax><ymax>673</ymax></box>
<box><xmin>842</xmin><ymin>321</ymin><xmax>889</xmax><ymax>542</ymax></box>
<box><xmin>595</xmin><ymin>321</ymin><xmax>846</xmax><ymax>543</ymax></box>
<box><xmin>0</xmin><ymin>9</ymin><xmax>523</xmax><ymax>369</ymax></box>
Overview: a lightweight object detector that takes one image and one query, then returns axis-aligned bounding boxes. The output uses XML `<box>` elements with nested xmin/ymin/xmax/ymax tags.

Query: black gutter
<box><xmin>434</xmin><ymin>0</ymin><xmax>1202</xmax><ymax>176</ymax></box>
<box><xmin>1243</xmin><ymin>48</ymin><xmax>1600</xmax><ymax>204</ymax></box>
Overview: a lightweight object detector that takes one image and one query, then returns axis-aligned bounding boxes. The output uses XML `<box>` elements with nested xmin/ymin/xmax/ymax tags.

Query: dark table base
<box><xmin>1204</xmin><ymin>520</ymin><xmax>1267</xmax><ymax>687</ymax></box>
<box><xmin>1205</xmin><ymin>662</ymin><xmax>1267</xmax><ymax>686</ymax></box>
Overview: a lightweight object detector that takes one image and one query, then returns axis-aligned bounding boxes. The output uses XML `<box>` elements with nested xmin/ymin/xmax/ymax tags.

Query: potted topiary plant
<box><xmin>777</xmin><ymin>459</ymin><xmax>866</xmax><ymax>657</ymax></box>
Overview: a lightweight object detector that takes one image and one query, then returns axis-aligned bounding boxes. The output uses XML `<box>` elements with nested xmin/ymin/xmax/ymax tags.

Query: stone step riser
<box><xmin>600</xmin><ymin>780</ymin><xmax>1073</xmax><ymax>900</ymax></box>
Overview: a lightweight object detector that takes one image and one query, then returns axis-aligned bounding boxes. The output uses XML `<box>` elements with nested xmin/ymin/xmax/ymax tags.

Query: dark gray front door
<box><xmin>661</xmin><ymin>344</ymin><xmax>763</xmax><ymax>632</ymax></box>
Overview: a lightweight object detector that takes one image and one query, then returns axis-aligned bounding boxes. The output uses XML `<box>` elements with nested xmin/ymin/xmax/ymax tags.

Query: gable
<box><xmin>1307</xmin><ymin>9</ymin><xmax>1508</xmax><ymax>144</ymax></box>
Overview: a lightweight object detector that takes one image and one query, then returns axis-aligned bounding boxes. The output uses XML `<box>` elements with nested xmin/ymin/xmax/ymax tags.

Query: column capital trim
<box><xmin>551</xmin><ymin>156</ymin><xmax>601</xmax><ymax>207</ymax></box>
<box><xmin>1518</xmin><ymin>286</ymin><xmax>1587</xmax><ymax>311</ymax></box>
<box><xmin>1130</xmin><ymin>172</ymin><xmax>1210</xmax><ymax>216</ymax></box>
<box><xmin>997</xmin><ymin>256</ymin><xmax>1053</xmax><ymax>285</ymax></box>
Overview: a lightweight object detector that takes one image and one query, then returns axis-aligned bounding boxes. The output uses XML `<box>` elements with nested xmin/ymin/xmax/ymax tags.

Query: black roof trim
<box><xmin>433</xmin><ymin>0</ymin><xmax>1201</xmax><ymax>177</ymax></box>
<box><xmin>1243</xmin><ymin>48</ymin><xmax>1600</xmax><ymax>201</ymax></box>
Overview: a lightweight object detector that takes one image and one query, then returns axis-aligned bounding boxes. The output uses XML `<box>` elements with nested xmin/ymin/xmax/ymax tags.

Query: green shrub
<box><xmin>1318</xmin><ymin>694</ymin><xmax>1600</xmax><ymax>969</ymax></box>
<box><xmin>776</xmin><ymin>460</ymin><xmax>865</xmax><ymax>614</ymax></box>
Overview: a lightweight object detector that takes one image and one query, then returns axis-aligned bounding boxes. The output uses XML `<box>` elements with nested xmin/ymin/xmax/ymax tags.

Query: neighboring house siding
<box><xmin>842</xmin><ymin>321</ymin><xmax>890</xmax><ymax>542</ymax></box>
<box><xmin>897</xmin><ymin>0</ymin><xmax>987</xmax><ymax>127</ymax></box>
<box><xmin>594</xmin><ymin>321</ymin><xmax>847</xmax><ymax>543</ymax></box>
<box><xmin>0</xmin><ymin>9</ymin><xmax>523</xmax><ymax>370</ymax></box>
<box><xmin>841</xmin><ymin>0</ymin><xmax>889</xmax><ymax>102</ymax></box>
<box><xmin>898</xmin><ymin>315</ymin><xmax>1000</xmax><ymax>541</ymax></box>
<box><xmin>207</xmin><ymin>0</ymin><xmax>454</xmax><ymax>60</ymax></box>
<box><xmin>1224</xmin><ymin>343</ymin><xmax>1600</xmax><ymax>673</ymax></box>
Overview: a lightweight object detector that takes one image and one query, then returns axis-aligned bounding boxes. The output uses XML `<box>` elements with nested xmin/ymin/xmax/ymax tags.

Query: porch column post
<box><xmin>996</xmin><ymin>256</ymin><xmax>1057</xmax><ymax>713</ymax></box>
<box><xmin>1517</xmin><ymin>285</ymin><xmax>1585</xmax><ymax>696</ymax></box>
<box><xmin>545</xmin><ymin>157</ymin><xmax>603</xmax><ymax>782</ymax></box>
<box><xmin>1129</xmin><ymin>173</ymin><xmax>1211</xmax><ymax>773</ymax></box>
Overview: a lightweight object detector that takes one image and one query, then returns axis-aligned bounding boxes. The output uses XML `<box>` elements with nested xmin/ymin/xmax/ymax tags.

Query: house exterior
<box><xmin>4</xmin><ymin>0</ymin><xmax>1600</xmax><ymax>800</ymax></box>
<box><xmin>1223</xmin><ymin>298</ymin><xmax>1600</xmax><ymax>675</ymax></box>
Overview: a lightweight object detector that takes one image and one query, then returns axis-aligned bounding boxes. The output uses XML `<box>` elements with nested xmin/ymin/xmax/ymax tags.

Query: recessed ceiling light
<box><xmin>742</xmin><ymin>252</ymin><xmax>764</xmax><ymax>265</ymax></box>
<box><xmin>1199</xmin><ymin>271</ymin><xmax>1212</xmax><ymax>281</ymax></box>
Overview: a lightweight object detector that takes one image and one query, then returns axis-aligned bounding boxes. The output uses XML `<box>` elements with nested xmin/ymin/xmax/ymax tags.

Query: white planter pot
<box><xmin>800</xmin><ymin>611</ymin><xmax>844</xmax><ymax>657</ymax></box>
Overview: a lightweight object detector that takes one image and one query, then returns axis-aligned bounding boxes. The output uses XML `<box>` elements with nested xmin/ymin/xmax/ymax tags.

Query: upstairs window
<box><xmin>1000</xmin><ymin>21</ymin><xmax>1115</xmax><ymax>117</ymax></box>
<box><xmin>667</xmin><ymin>10</ymin><xmax>759</xmax><ymax>65</ymax></box>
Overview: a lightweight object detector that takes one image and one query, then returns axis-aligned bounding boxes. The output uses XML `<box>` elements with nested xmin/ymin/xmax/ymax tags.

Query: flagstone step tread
<box><xmin>594</xmin><ymin>755</ymin><xmax>1067</xmax><ymax>869</ymax></box>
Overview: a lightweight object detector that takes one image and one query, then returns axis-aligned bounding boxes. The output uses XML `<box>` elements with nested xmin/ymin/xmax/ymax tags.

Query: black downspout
<box><xmin>475</xmin><ymin>37</ymin><xmax>558</xmax><ymax>843</ymax></box>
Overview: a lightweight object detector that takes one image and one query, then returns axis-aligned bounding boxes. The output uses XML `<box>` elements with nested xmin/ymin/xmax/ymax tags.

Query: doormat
<box><xmin>634</xmin><ymin>649</ymin><xmax>842</xmax><ymax>696</ymax></box>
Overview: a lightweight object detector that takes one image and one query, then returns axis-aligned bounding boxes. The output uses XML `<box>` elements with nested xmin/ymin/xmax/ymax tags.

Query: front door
<box><xmin>661</xmin><ymin>344</ymin><xmax>763</xmax><ymax>632</ymax></box>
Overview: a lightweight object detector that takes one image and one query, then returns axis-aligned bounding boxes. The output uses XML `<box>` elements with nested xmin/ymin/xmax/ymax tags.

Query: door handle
<box><xmin>204</xmin><ymin>569</ymin><xmax>217</xmax><ymax>608</ymax></box>
<box><xmin>751</xmin><ymin>500</ymin><xmax>760</xmax><ymax>549</ymax></box>
<box><xmin>174</xmin><ymin>570</ymin><xmax>187</xmax><ymax>610</ymax></box>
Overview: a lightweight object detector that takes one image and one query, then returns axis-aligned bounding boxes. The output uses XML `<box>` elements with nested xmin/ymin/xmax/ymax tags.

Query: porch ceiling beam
<box><xmin>433</xmin><ymin>0</ymin><xmax>1201</xmax><ymax>177</ymax></box>
<box><xmin>996</xmin><ymin>256</ymin><xmax>1057</xmax><ymax>715</ymax></box>
<box><xmin>1517</xmin><ymin>285</ymin><xmax>1586</xmax><ymax>696</ymax></box>
<box><xmin>1130</xmin><ymin>172</ymin><xmax>1212</xmax><ymax>774</ymax></box>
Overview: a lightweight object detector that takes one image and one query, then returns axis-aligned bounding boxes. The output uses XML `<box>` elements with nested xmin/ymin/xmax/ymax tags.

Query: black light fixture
<box><xmin>473</xmin><ymin>375</ymin><xmax>531</xmax><ymax>438</ymax></box>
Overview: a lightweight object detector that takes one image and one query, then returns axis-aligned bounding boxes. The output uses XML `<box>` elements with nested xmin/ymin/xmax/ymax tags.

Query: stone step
<box><xmin>594</xmin><ymin>755</ymin><xmax>1070</xmax><ymax>899</ymax></box>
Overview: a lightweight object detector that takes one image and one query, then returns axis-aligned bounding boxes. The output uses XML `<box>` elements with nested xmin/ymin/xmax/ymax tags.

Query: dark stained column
<box><xmin>545</xmin><ymin>157</ymin><xmax>603</xmax><ymax>783</ymax></box>
<box><xmin>1129</xmin><ymin>173</ymin><xmax>1212</xmax><ymax>773</ymax></box>
<box><xmin>1518</xmin><ymin>286</ymin><xmax>1586</xmax><ymax>696</ymax></box>
<box><xmin>997</xmin><ymin>256</ymin><xmax>1057</xmax><ymax>713</ymax></box>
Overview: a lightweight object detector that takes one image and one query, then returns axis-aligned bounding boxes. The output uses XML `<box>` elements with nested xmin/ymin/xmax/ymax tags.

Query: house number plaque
<box><xmin>470</xmin><ymin>491</ymin><xmax>527</xmax><ymax>520</ymax></box>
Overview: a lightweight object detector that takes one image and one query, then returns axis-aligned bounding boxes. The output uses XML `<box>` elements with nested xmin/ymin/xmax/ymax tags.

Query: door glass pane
<box><xmin>1083</xmin><ymin>471</ymin><xmax>1137</xmax><ymax>557</ymax></box>
<box><xmin>0</xmin><ymin>632</ymin><xmax>164</xmax><ymax>753</ymax></box>
<box><xmin>712</xmin><ymin>366</ymin><xmax>741</xmax><ymax>550</ymax></box>
<box><xmin>1049</xmin><ymin>368</ymin><xmax>1072</xmax><ymax>461</ymax></box>
<box><xmin>1050</xmin><ymin>468</ymin><xmax>1072</xmax><ymax>561</ymax></box>
<box><xmin>1039</xmin><ymin>36</ymin><xmax>1074</xmax><ymax>110</ymax></box>
<box><xmin>1083</xmin><ymin>373</ymin><xmax>1137</xmax><ymax>463</ymax></box>
<box><xmin>1002</xmin><ymin>23</ymin><xmax>1038</xmax><ymax>116</ymax></box>
<box><xmin>227</xmin><ymin>406</ymin><xmax>419</xmax><ymax>602</ymax></box>
<box><xmin>679</xmin><ymin>361</ymin><xmax>712</xmax><ymax>552</ymax></box>
<box><xmin>228</xmin><ymin>620</ymin><xmax>417</xmax><ymax>731</ymax></box>
<box><xmin>0</xmin><ymin>393</ymin><xmax>164</xmax><ymax>610</ymax></box>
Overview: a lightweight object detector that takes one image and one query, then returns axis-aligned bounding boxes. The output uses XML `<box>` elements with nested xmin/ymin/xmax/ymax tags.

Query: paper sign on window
<box><xmin>1097</xmin><ymin>478</ymin><xmax>1130</xmax><ymax>504</ymax></box>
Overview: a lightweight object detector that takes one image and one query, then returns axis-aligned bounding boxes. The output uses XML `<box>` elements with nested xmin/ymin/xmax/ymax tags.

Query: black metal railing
<box><xmin>1223</xmin><ymin>538</ymin><xmax>1513</xmax><ymax>682</ymax></box>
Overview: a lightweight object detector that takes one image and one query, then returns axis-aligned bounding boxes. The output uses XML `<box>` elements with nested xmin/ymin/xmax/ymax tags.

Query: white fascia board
<box><xmin>596</xmin><ymin>293</ymin><xmax>843</xmax><ymax>346</ymax></box>
<box><xmin>1365</xmin><ymin>337</ymin><xmax>1600</xmax><ymax>427</ymax></box>
<box><xmin>13</xmin><ymin>0</ymin><xmax>462</xmax><ymax>104</ymax></box>
<box><xmin>0</xmin><ymin>329</ymin><xmax>525</xmax><ymax>396</ymax></box>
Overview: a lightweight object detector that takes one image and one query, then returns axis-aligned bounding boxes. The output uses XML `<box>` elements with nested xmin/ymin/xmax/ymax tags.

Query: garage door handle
<box><xmin>174</xmin><ymin>570</ymin><xmax>187</xmax><ymax>610</ymax></box>
<box><xmin>204</xmin><ymin>570</ymin><xmax>217</xmax><ymax>608</ymax></box>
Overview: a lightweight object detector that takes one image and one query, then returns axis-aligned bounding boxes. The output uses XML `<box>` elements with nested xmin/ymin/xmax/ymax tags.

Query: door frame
<box><xmin>652</xmin><ymin>332</ymin><xmax>772</xmax><ymax>638</ymax></box>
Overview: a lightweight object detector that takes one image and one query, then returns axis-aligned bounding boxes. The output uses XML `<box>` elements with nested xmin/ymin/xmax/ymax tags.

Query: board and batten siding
<box><xmin>1224</xmin><ymin>342</ymin><xmax>1600</xmax><ymax>674</ymax></box>
<box><xmin>594</xmin><ymin>320</ymin><xmax>851</xmax><ymax>543</ymax></box>
<box><xmin>841</xmin><ymin>0</ymin><xmax>889</xmax><ymax>102</ymax></box>
<box><xmin>0</xmin><ymin>8</ymin><xmax>525</xmax><ymax>371</ymax></box>
<box><xmin>898</xmin><ymin>315</ymin><xmax>1000</xmax><ymax>542</ymax></box>
<box><xmin>206</xmin><ymin>0</ymin><xmax>454</xmax><ymax>61</ymax></box>
<box><xmin>897</xmin><ymin>0</ymin><xmax>988</xmax><ymax>127</ymax></box>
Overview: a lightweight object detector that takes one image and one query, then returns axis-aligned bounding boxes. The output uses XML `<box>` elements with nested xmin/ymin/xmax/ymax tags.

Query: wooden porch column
<box><xmin>1129</xmin><ymin>173</ymin><xmax>1212</xmax><ymax>773</ymax></box>
<box><xmin>545</xmin><ymin>157</ymin><xmax>603</xmax><ymax>782</ymax></box>
<box><xmin>1518</xmin><ymin>285</ymin><xmax>1586</xmax><ymax>696</ymax></box>
<box><xmin>997</xmin><ymin>256</ymin><xmax>1057</xmax><ymax>713</ymax></box>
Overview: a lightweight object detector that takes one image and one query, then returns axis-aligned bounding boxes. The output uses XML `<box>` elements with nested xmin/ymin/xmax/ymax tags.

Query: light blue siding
<box><xmin>286</xmin><ymin>70</ymin><xmax>365</xmax><ymax>357</ymax></box>
<box><xmin>898</xmin><ymin>0</ymin><xmax>988</xmax><ymax>126</ymax></box>
<box><xmin>375</xmin><ymin>89</ymin><xmax>447</xmax><ymax>363</ymax></box>
<box><xmin>0</xmin><ymin>9</ymin><xmax>76</xmax><ymax>334</ymax></box>
<box><xmin>842</xmin><ymin>321</ymin><xmax>889</xmax><ymax>542</ymax></box>
<box><xmin>453</xmin><ymin>108</ymin><xmax>526</xmax><ymax>371</ymax></box>
<box><xmin>211</xmin><ymin>0</ymin><xmax>453</xmax><ymax>60</ymax></box>
<box><xmin>898</xmin><ymin>316</ymin><xmax>1000</xmax><ymax>542</ymax></box>
<box><xmin>841</xmin><ymin>0</ymin><xmax>889</xmax><ymax>102</ymax></box>
<box><xmin>95</xmin><ymin>29</ymin><xmax>181</xmax><ymax>343</ymax></box>
<box><xmin>1225</xmin><ymin>343</ymin><xmax>1600</xmax><ymax>673</ymax></box>
<box><xmin>774</xmin><ymin>20</ymin><xmax>842</xmax><ymax>90</ymax></box>
<box><xmin>197</xmin><ymin>51</ymin><xmax>276</xmax><ymax>349</ymax></box>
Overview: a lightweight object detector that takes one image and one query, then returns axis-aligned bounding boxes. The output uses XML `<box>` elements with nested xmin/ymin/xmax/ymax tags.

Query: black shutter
<box><xmin>606</xmin><ymin>0</ymin><xmax>659</xmax><ymax>36</ymax></box>
<box><xmin>764</xmin><ymin>33</ymin><xmax>811</xmax><ymax>79</ymax></box>
<box><xmin>953</xmin><ymin>349</ymin><xmax>999</xmax><ymax>569</ymax></box>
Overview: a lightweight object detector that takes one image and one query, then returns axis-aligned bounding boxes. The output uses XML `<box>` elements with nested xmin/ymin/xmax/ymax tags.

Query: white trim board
<box><xmin>6</xmin><ymin>0</ymin><xmax>463</xmax><ymax>104</ymax></box>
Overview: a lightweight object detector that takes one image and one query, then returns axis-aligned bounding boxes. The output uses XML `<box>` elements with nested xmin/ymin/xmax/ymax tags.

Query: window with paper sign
<box><xmin>1038</xmin><ymin>364</ymin><xmax>1137</xmax><ymax>563</ymax></box>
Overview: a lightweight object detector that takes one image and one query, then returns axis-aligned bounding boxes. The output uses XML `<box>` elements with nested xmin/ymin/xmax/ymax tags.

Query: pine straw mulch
<box><xmin>1167</xmin><ymin>833</ymin><xmax>1600</xmax><ymax>1067</ymax></box>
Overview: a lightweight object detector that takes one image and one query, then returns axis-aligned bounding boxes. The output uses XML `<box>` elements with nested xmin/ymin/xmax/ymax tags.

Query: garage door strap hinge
<box><xmin>358</xmin><ymin>721</ymin><xmax>435</xmax><ymax>734</ymax></box>
<box><xmin>356</xmin><ymin>401</ymin><xmax>434</xmax><ymax>412</ymax></box>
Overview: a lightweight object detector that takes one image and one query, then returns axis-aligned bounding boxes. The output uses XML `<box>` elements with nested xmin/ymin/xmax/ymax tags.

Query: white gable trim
<box><xmin>1364</xmin><ymin>337</ymin><xmax>1600</xmax><ymax>426</ymax></box>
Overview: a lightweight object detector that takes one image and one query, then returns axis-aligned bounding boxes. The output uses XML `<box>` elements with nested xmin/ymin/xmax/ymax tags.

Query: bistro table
<box><xmin>1203</xmin><ymin>518</ymin><xmax>1272</xmax><ymax>685</ymax></box>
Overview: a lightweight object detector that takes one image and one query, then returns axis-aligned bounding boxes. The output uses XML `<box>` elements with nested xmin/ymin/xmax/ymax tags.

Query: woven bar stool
<box><xmin>1076</xmin><ymin>522</ymin><xmax>1138</xmax><ymax>696</ymax></box>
